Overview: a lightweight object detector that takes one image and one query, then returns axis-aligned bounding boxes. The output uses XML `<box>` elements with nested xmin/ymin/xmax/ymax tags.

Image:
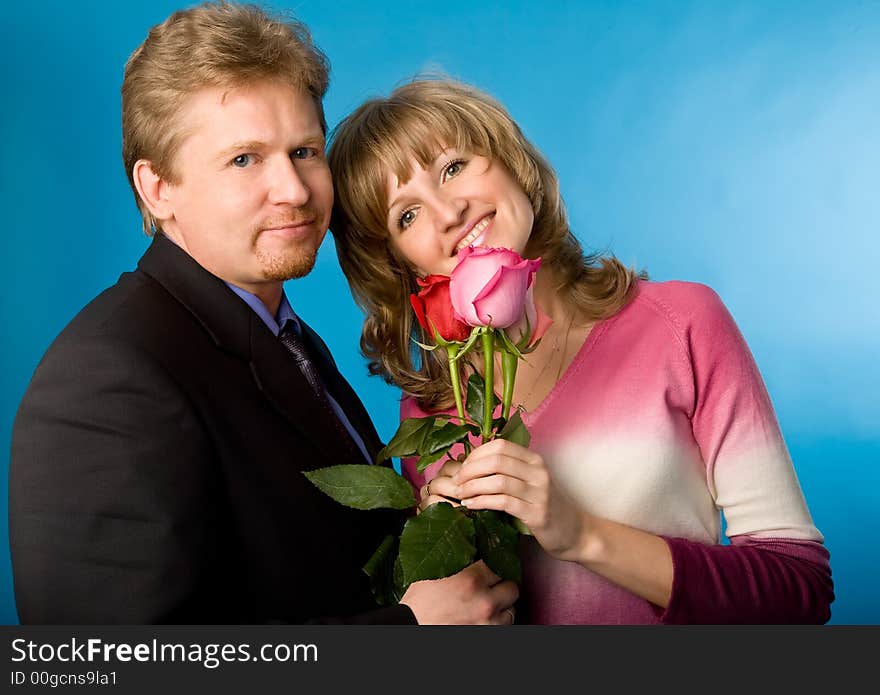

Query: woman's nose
<box><xmin>433</xmin><ymin>193</ymin><xmax>467</xmax><ymax>232</ymax></box>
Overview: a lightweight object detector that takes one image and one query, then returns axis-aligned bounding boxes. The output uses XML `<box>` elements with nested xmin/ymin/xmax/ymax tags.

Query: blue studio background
<box><xmin>2</xmin><ymin>0</ymin><xmax>878</xmax><ymax>624</ymax></box>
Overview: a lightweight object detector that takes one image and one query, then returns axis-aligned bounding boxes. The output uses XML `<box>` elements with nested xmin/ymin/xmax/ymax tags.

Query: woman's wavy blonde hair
<box><xmin>328</xmin><ymin>78</ymin><xmax>641</xmax><ymax>410</ymax></box>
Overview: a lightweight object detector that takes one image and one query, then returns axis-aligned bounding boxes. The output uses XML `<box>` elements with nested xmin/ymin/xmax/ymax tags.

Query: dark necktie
<box><xmin>279</xmin><ymin>326</ymin><xmax>327</xmax><ymax>398</ymax></box>
<box><xmin>278</xmin><ymin>325</ymin><xmax>362</xmax><ymax>461</ymax></box>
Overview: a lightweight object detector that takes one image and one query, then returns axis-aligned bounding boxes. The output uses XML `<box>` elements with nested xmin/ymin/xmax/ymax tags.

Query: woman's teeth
<box><xmin>456</xmin><ymin>216</ymin><xmax>492</xmax><ymax>252</ymax></box>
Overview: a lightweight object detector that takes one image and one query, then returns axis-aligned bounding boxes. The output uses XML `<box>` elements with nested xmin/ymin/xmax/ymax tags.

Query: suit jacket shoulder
<box><xmin>10</xmin><ymin>234</ymin><xmax>413</xmax><ymax>624</ymax></box>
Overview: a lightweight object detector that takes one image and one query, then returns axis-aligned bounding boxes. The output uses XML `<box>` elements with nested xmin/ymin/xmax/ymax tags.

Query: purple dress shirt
<box><xmin>225</xmin><ymin>283</ymin><xmax>371</xmax><ymax>464</ymax></box>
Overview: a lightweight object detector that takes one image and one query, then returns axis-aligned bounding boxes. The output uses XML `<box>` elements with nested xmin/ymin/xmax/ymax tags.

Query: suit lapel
<box><xmin>300</xmin><ymin>321</ymin><xmax>386</xmax><ymax>464</ymax></box>
<box><xmin>248</xmin><ymin>317</ymin><xmax>365</xmax><ymax>465</ymax></box>
<box><xmin>137</xmin><ymin>234</ymin><xmax>366</xmax><ymax>466</ymax></box>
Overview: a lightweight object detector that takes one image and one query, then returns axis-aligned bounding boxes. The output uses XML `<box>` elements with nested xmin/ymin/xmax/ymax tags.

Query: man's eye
<box><xmin>398</xmin><ymin>209</ymin><xmax>417</xmax><ymax>229</ymax></box>
<box><xmin>231</xmin><ymin>154</ymin><xmax>252</xmax><ymax>168</ymax></box>
<box><xmin>293</xmin><ymin>147</ymin><xmax>318</xmax><ymax>160</ymax></box>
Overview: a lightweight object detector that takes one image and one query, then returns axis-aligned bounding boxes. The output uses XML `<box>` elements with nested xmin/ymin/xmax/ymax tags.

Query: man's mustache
<box><xmin>258</xmin><ymin>207</ymin><xmax>322</xmax><ymax>231</ymax></box>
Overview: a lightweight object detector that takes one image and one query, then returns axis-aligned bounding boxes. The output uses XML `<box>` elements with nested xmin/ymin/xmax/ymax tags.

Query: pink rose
<box><xmin>510</xmin><ymin>285</ymin><xmax>553</xmax><ymax>347</ymax></box>
<box><xmin>449</xmin><ymin>246</ymin><xmax>542</xmax><ymax>328</ymax></box>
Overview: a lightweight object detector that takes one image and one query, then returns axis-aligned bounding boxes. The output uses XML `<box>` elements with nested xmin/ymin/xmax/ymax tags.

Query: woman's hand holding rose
<box><xmin>452</xmin><ymin>439</ymin><xmax>591</xmax><ymax>563</ymax></box>
<box><xmin>419</xmin><ymin>457</ymin><xmax>464</xmax><ymax>510</ymax></box>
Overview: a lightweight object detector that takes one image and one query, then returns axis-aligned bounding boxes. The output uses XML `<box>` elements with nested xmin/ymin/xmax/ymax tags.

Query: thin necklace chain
<box><xmin>515</xmin><ymin>310</ymin><xmax>576</xmax><ymax>411</ymax></box>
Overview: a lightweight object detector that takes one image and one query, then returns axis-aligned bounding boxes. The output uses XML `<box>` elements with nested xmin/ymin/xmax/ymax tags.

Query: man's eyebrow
<box><xmin>215</xmin><ymin>141</ymin><xmax>267</xmax><ymax>160</ymax></box>
<box><xmin>215</xmin><ymin>134</ymin><xmax>326</xmax><ymax>161</ymax></box>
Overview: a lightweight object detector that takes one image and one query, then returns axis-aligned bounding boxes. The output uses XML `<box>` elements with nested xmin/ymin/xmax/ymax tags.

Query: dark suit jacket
<box><xmin>9</xmin><ymin>234</ymin><xmax>415</xmax><ymax>624</ymax></box>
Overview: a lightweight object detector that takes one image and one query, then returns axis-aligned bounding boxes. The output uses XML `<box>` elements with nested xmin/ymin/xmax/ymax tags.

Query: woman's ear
<box><xmin>132</xmin><ymin>160</ymin><xmax>174</xmax><ymax>222</ymax></box>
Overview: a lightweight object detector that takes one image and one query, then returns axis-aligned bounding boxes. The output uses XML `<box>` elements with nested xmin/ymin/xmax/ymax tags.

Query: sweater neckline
<box><xmin>520</xmin><ymin>288</ymin><xmax>636</xmax><ymax>430</ymax></box>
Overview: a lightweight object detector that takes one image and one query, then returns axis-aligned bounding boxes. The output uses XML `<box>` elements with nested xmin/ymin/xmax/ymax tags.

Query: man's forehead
<box><xmin>174</xmin><ymin>83</ymin><xmax>323</xmax><ymax>151</ymax></box>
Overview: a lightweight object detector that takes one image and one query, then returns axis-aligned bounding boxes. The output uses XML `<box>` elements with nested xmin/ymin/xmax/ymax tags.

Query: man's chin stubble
<box><xmin>257</xmin><ymin>248</ymin><xmax>319</xmax><ymax>282</ymax></box>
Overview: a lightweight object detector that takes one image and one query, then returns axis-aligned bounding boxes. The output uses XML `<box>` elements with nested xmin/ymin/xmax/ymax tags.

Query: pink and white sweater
<box><xmin>401</xmin><ymin>280</ymin><xmax>833</xmax><ymax>624</ymax></box>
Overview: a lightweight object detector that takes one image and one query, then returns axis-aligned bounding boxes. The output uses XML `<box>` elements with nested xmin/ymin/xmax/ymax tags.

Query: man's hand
<box><xmin>400</xmin><ymin>560</ymin><xmax>518</xmax><ymax>625</ymax></box>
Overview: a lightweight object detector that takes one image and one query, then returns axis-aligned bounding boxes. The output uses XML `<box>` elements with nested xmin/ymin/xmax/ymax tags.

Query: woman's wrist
<box><xmin>568</xmin><ymin>509</ymin><xmax>606</xmax><ymax>567</ymax></box>
<box><xmin>569</xmin><ymin>513</ymin><xmax>674</xmax><ymax>608</ymax></box>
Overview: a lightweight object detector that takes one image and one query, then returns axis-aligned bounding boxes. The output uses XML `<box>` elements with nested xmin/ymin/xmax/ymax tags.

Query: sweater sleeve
<box><xmin>657</xmin><ymin>284</ymin><xmax>833</xmax><ymax>623</ymax></box>
<box><xmin>661</xmin><ymin>536</ymin><xmax>833</xmax><ymax>623</ymax></box>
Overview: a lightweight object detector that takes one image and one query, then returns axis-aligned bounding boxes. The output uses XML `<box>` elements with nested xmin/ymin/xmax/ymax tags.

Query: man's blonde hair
<box><xmin>122</xmin><ymin>1</ymin><xmax>329</xmax><ymax>234</ymax></box>
<box><xmin>328</xmin><ymin>78</ymin><xmax>641</xmax><ymax>409</ymax></box>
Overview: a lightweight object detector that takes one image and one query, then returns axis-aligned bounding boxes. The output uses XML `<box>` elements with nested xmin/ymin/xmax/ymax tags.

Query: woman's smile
<box><xmin>454</xmin><ymin>213</ymin><xmax>494</xmax><ymax>254</ymax></box>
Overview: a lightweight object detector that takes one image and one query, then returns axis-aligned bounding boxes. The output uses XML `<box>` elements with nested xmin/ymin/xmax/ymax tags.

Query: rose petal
<box><xmin>529</xmin><ymin>300</ymin><xmax>553</xmax><ymax>346</ymax></box>
<box><xmin>410</xmin><ymin>294</ymin><xmax>428</xmax><ymax>332</ymax></box>
<box><xmin>472</xmin><ymin>265</ymin><xmax>530</xmax><ymax>328</ymax></box>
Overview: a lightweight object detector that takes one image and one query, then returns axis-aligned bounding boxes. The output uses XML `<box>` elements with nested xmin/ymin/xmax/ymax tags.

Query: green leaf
<box><xmin>392</xmin><ymin>554</ymin><xmax>408</xmax><ymax>602</ymax></box>
<box><xmin>497</xmin><ymin>410</ymin><xmax>531</xmax><ymax>447</ymax></box>
<box><xmin>431</xmin><ymin>413</ymin><xmax>481</xmax><ymax>430</ymax></box>
<box><xmin>398</xmin><ymin>502</ymin><xmax>476</xmax><ymax>584</ymax></box>
<box><xmin>466</xmin><ymin>371</ymin><xmax>485</xmax><ymax>423</ymax></box>
<box><xmin>512</xmin><ymin>313</ymin><xmax>542</xmax><ymax>354</ymax></box>
<box><xmin>518</xmin><ymin>336</ymin><xmax>542</xmax><ymax>355</ymax></box>
<box><xmin>376</xmin><ymin>416</ymin><xmax>436</xmax><ymax>461</ymax></box>
<box><xmin>304</xmin><ymin>465</ymin><xmax>417</xmax><ymax>510</ymax></box>
<box><xmin>362</xmin><ymin>534</ymin><xmax>399</xmax><ymax>606</ymax></box>
<box><xmin>421</xmin><ymin>421</ymin><xmax>472</xmax><ymax>455</ymax></box>
<box><xmin>473</xmin><ymin>510</ymin><xmax>522</xmax><ymax>584</ymax></box>
<box><xmin>497</xmin><ymin>327</ymin><xmax>526</xmax><ymax>359</ymax></box>
<box><xmin>413</xmin><ymin>339</ymin><xmax>439</xmax><ymax>351</ymax></box>
<box><xmin>510</xmin><ymin>516</ymin><xmax>533</xmax><ymax>536</ymax></box>
<box><xmin>465</xmin><ymin>372</ymin><xmax>500</xmax><ymax>428</ymax></box>
<box><xmin>452</xmin><ymin>326</ymin><xmax>483</xmax><ymax>362</ymax></box>
<box><xmin>415</xmin><ymin>450</ymin><xmax>448</xmax><ymax>473</ymax></box>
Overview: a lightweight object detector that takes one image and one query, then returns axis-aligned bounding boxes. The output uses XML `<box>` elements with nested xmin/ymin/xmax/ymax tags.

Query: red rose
<box><xmin>410</xmin><ymin>275</ymin><xmax>472</xmax><ymax>343</ymax></box>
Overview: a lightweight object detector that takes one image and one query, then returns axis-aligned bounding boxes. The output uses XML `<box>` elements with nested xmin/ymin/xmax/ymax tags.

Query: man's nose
<box><xmin>268</xmin><ymin>157</ymin><xmax>311</xmax><ymax>207</ymax></box>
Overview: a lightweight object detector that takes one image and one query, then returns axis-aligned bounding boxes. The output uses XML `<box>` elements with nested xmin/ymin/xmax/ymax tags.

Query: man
<box><xmin>9</xmin><ymin>1</ymin><xmax>517</xmax><ymax>624</ymax></box>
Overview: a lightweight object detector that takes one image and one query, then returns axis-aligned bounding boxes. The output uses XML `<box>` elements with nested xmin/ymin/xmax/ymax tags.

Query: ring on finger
<box><xmin>505</xmin><ymin>607</ymin><xmax>515</xmax><ymax>624</ymax></box>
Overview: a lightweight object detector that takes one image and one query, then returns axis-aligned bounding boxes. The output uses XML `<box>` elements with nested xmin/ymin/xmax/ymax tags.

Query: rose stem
<box><xmin>501</xmin><ymin>347</ymin><xmax>517</xmax><ymax>422</ymax></box>
<box><xmin>481</xmin><ymin>328</ymin><xmax>495</xmax><ymax>441</ymax></box>
<box><xmin>446</xmin><ymin>343</ymin><xmax>466</xmax><ymax>424</ymax></box>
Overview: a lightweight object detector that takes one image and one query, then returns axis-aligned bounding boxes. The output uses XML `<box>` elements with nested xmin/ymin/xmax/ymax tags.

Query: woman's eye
<box><xmin>293</xmin><ymin>147</ymin><xmax>318</xmax><ymax>160</ymax></box>
<box><xmin>443</xmin><ymin>159</ymin><xmax>465</xmax><ymax>180</ymax></box>
<box><xmin>231</xmin><ymin>154</ymin><xmax>252</xmax><ymax>168</ymax></box>
<box><xmin>399</xmin><ymin>209</ymin><xmax>417</xmax><ymax>229</ymax></box>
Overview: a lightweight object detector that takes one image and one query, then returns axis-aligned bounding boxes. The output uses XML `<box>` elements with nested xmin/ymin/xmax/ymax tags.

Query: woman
<box><xmin>327</xmin><ymin>78</ymin><xmax>833</xmax><ymax>623</ymax></box>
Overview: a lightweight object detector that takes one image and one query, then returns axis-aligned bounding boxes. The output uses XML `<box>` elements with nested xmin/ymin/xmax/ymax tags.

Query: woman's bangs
<box><xmin>347</xmin><ymin>102</ymin><xmax>497</xmax><ymax>238</ymax></box>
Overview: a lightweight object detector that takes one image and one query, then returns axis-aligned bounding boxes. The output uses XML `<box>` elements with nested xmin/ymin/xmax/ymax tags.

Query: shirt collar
<box><xmin>225</xmin><ymin>282</ymin><xmax>299</xmax><ymax>337</ymax></box>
